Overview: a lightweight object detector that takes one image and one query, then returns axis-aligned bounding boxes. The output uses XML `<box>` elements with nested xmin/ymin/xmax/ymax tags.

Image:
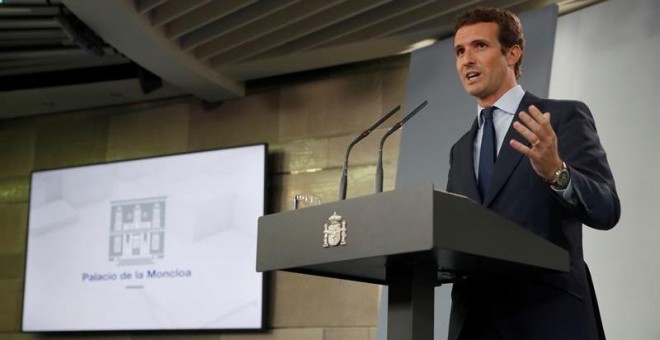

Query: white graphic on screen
<box><xmin>109</xmin><ymin>197</ymin><xmax>166</xmax><ymax>265</ymax></box>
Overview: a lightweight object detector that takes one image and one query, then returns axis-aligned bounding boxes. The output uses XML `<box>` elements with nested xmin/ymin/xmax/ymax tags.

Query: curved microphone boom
<box><xmin>338</xmin><ymin>105</ymin><xmax>401</xmax><ymax>200</ymax></box>
<box><xmin>375</xmin><ymin>100</ymin><xmax>428</xmax><ymax>193</ymax></box>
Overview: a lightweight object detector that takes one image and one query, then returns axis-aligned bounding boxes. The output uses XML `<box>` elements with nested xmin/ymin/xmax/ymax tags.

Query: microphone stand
<box><xmin>338</xmin><ymin>105</ymin><xmax>401</xmax><ymax>200</ymax></box>
<box><xmin>375</xmin><ymin>100</ymin><xmax>428</xmax><ymax>193</ymax></box>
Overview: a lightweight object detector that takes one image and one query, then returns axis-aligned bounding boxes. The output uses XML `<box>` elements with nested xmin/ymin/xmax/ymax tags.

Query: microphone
<box><xmin>338</xmin><ymin>105</ymin><xmax>401</xmax><ymax>200</ymax></box>
<box><xmin>375</xmin><ymin>100</ymin><xmax>428</xmax><ymax>193</ymax></box>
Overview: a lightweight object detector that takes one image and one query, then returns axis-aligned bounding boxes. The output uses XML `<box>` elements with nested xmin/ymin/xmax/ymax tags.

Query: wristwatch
<box><xmin>549</xmin><ymin>162</ymin><xmax>570</xmax><ymax>190</ymax></box>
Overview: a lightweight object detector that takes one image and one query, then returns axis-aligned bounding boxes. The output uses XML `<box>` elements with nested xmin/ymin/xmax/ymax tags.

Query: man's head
<box><xmin>453</xmin><ymin>8</ymin><xmax>524</xmax><ymax>106</ymax></box>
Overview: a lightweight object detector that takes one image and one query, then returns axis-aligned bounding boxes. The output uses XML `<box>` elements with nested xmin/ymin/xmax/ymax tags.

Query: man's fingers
<box><xmin>509</xmin><ymin>139</ymin><xmax>533</xmax><ymax>157</ymax></box>
<box><xmin>528</xmin><ymin>105</ymin><xmax>547</xmax><ymax>122</ymax></box>
<box><xmin>512</xmin><ymin>121</ymin><xmax>540</xmax><ymax>146</ymax></box>
<box><xmin>544</xmin><ymin>112</ymin><xmax>552</xmax><ymax>123</ymax></box>
<box><xmin>520</xmin><ymin>107</ymin><xmax>555</xmax><ymax>142</ymax></box>
<box><xmin>518</xmin><ymin>111</ymin><xmax>541</xmax><ymax>133</ymax></box>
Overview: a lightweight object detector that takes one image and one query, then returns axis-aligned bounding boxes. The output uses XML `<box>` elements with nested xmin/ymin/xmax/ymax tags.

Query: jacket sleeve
<box><xmin>446</xmin><ymin>143</ymin><xmax>455</xmax><ymax>192</ymax></box>
<box><xmin>554</xmin><ymin>100</ymin><xmax>621</xmax><ymax>230</ymax></box>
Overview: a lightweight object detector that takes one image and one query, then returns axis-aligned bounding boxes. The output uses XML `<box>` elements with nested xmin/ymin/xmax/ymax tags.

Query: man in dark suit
<box><xmin>446</xmin><ymin>7</ymin><xmax>621</xmax><ymax>340</ymax></box>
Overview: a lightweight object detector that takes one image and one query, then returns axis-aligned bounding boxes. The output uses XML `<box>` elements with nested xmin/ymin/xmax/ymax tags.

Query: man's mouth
<box><xmin>466</xmin><ymin>71</ymin><xmax>481</xmax><ymax>82</ymax></box>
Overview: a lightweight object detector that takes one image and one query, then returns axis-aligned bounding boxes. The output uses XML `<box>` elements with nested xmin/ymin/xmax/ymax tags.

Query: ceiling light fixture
<box><xmin>398</xmin><ymin>39</ymin><xmax>438</xmax><ymax>54</ymax></box>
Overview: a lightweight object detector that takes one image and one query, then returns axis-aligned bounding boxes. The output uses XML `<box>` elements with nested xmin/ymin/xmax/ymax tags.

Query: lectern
<box><xmin>257</xmin><ymin>184</ymin><xmax>568</xmax><ymax>340</ymax></box>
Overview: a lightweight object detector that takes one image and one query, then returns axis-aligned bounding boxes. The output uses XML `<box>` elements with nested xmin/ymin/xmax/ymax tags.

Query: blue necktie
<box><xmin>478</xmin><ymin>107</ymin><xmax>497</xmax><ymax>200</ymax></box>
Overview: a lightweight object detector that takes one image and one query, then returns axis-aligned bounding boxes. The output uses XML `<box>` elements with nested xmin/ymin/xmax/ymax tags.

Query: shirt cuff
<box><xmin>552</xmin><ymin>179</ymin><xmax>577</xmax><ymax>205</ymax></box>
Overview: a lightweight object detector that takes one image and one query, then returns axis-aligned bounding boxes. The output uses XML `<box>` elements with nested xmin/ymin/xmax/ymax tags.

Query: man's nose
<box><xmin>462</xmin><ymin>49</ymin><xmax>475</xmax><ymax>65</ymax></box>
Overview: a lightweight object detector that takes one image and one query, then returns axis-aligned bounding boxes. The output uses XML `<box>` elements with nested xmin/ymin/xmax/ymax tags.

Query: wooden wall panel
<box><xmin>0</xmin><ymin>126</ymin><xmax>36</xmax><ymax>178</ymax></box>
<box><xmin>271</xmin><ymin>272</ymin><xmax>379</xmax><ymax>328</ymax></box>
<box><xmin>279</xmin><ymin>72</ymin><xmax>386</xmax><ymax>141</ymax></box>
<box><xmin>106</xmin><ymin>102</ymin><xmax>190</xmax><ymax>161</ymax></box>
<box><xmin>33</xmin><ymin>113</ymin><xmax>110</xmax><ymax>170</ymax></box>
<box><xmin>188</xmin><ymin>91</ymin><xmax>280</xmax><ymax>151</ymax></box>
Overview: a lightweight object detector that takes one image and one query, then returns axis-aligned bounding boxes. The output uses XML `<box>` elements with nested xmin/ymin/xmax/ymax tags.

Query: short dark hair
<box><xmin>455</xmin><ymin>7</ymin><xmax>525</xmax><ymax>79</ymax></box>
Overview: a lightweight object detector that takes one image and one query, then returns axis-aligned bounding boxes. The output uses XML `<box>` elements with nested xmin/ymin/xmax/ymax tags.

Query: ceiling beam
<box><xmin>0</xmin><ymin>5</ymin><xmax>59</xmax><ymax>16</ymax></box>
<box><xmin>194</xmin><ymin>0</ymin><xmax>346</xmax><ymax>61</ymax></box>
<box><xmin>62</xmin><ymin>0</ymin><xmax>244</xmax><ymax>101</ymax></box>
<box><xmin>165</xmin><ymin>0</ymin><xmax>257</xmax><ymax>40</ymax></box>
<box><xmin>209</xmin><ymin>0</ymin><xmax>391</xmax><ymax>66</ymax></box>
<box><xmin>178</xmin><ymin>0</ymin><xmax>300</xmax><ymax>52</ymax></box>
<box><xmin>245</xmin><ymin>0</ymin><xmax>435</xmax><ymax>62</ymax></box>
<box><xmin>136</xmin><ymin>0</ymin><xmax>167</xmax><ymax>15</ymax></box>
<box><xmin>149</xmin><ymin>0</ymin><xmax>211</xmax><ymax>28</ymax></box>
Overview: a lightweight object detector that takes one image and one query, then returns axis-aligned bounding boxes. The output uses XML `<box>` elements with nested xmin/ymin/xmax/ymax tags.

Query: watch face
<box><xmin>556</xmin><ymin>169</ymin><xmax>570</xmax><ymax>188</ymax></box>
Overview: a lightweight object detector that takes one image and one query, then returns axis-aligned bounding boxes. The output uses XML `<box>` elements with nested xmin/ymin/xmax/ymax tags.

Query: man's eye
<box><xmin>456</xmin><ymin>49</ymin><xmax>464</xmax><ymax>57</ymax></box>
<box><xmin>477</xmin><ymin>42</ymin><xmax>487</xmax><ymax>48</ymax></box>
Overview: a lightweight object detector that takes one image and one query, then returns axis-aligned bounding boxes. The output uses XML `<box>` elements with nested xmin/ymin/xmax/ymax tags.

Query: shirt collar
<box><xmin>477</xmin><ymin>85</ymin><xmax>525</xmax><ymax>127</ymax></box>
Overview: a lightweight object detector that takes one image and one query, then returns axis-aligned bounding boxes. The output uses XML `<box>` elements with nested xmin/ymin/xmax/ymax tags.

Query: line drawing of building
<box><xmin>109</xmin><ymin>196</ymin><xmax>166</xmax><ymax>266</ymax></box>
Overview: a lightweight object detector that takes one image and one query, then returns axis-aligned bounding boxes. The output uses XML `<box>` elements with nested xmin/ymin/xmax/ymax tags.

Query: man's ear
<box><xmin>507</xmin><ymin>45</ymin><xmax>522</xmax><ymax>66</ymax></box>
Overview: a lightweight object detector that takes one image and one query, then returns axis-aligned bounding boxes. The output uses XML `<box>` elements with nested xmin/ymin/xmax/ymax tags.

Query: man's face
<box><xmin>454</xmin><ymin>22</ymin><xmax>519</xmax><ymax>106</ymax></box>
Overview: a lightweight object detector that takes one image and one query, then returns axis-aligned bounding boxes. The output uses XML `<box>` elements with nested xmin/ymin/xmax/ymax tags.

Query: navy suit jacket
<box><xmin>446</xmin><ymin>92</ymin><xmax>620</xmax><ymax>340</ymax></box>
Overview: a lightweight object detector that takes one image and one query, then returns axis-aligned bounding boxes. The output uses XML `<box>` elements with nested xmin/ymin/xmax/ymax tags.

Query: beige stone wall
<box><xmin>0</xmin><ymin>56</ymin><xmax>409</xmax><ymax>339</ymax></box>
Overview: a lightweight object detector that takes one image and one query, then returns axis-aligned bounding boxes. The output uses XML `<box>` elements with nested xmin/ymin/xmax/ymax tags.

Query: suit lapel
<box><xmin>458</xmin><ymin>118</ymin><xmax>481</xmax><ymax>203</ymax></box>
<box><xmin>483</xmin><ymin>92</ymin><xmax>540</xmax><ymax>206</ymax></box>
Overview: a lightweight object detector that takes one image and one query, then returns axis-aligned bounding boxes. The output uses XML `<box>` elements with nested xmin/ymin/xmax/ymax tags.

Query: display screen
<box><xmin>22</xmin><ymin>144</ymin><xmax>266</xmax><ymax>332</ymax></box>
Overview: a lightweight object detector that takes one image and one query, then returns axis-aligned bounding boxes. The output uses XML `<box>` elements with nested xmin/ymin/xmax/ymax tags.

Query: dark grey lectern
<box><xmin>257</xmin><ymin>184</ymin><xmax>568</xmax><ymax>340</ymax></box>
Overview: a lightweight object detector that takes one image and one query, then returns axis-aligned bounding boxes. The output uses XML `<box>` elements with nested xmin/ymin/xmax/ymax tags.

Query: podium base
<box><xmin>387</xmin><ymin>263</ymin><xmax>437</xmax><ymax>340</ymax></box>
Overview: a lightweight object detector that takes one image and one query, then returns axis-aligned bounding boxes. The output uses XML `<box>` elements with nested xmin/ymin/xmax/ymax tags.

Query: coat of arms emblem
<box><xmin>323</xmin><ymin>212</ymin><xmax>347</xmax><ymax>248</ymax></box>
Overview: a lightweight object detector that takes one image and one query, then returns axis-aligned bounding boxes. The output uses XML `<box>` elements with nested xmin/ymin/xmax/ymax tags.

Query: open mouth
<box><xmin>466</xmin><ymin>71</ymin><xmax>481</xmax><ymax>82</ymax></box>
